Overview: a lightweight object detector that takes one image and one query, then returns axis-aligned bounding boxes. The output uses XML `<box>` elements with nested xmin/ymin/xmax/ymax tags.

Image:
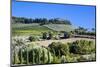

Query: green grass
<box><xmin>12</xmin><ymin>23</ymin><xmax>75</xmax><ymax>36</ymax></box>
<box><xmin>12</xmin><ymin>23</ymin><xmax>39</xmax><ymax>28</ymax></box>
<box><xmin>12</xmin><ymin>23</ymin><xmax>56</xmax><ymax>36</ymax></box>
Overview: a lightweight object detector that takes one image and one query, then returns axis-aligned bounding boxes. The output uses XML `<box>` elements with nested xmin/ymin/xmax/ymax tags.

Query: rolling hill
<box><xmin>12</xmin><ymin>17</ymin><xmax>76</xmax><ymax>36</ymax></box>
<box><xmin>12</xmin><ymin>23</ymin><xmax>75</xmax><ymax>36</ymax></box>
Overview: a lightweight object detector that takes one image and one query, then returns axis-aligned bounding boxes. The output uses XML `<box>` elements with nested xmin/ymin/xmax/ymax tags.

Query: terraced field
<box><xmin>44</xmin><ymin>24</ymin><xmax>75</xmax><ymax>32</ymax></box>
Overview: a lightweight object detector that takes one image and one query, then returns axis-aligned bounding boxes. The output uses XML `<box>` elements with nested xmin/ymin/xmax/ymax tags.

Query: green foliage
<box><xmin>65</xmin><ymin>54</ymin><xmax>79</xmax><ymax>63</ymax></box>
<box><xmin>12</xmin><ymin>38</ymin><xmax>95</xmax><ymax>65</ymax></box>
<box><xmin>12</xmin><ymin>23</ymin><xmax>55</xmax><ymax>36</ymax></box>
<box><xmin>42</xmin><ymin>32</ymin><xmax>47</xmax><ymax>39</ymax></box>
<box><xmin>13</xmin><ymin>49</ymin><xmax>20</xmax><ymax>64</ymax></box>
<box><xmin>47</xmin><ymin>48</ymin><xmax>51</xmax><ymax>63</ymax></box>
<box><xmin>12</xmin><ymin>37</ymin><xmax>25</xmax><ymax>47</ymax></box>
<box><xmin>77</xmin><ymin>53</ymin><xmax>96</xmax><ymax>62</ymax></box>
<box><xmin>61</xmin><ymin>31</ymin><xmax>71</xmax><ymax>38</ymax></box>
<box><xmin>48</xmin><ymin>32</ymin><xmax>53</xmax><ymax>39</ymax></box>
<box><xmin>14</xmin><ymin>44</ymin><xmax>53</xmax><ymax>64</ymax></box>
<box><xmin>48</xmin><ymin>42</ymin><xmax>69</xmax><ymax>56</ymax></box>
<box><xmin>12</xmin><ymin>23</ymin><xmax>74</xmax><ymax>36</ymax></box>
<box><xmin>74</xmin><ymin>26</ymin><xmax>95</xmax><ymax>36</ymax></box>
<box><xmin>61</xmin><ymin>55</ymin><xmax>66</xmax><ymax>63</ymax></box>
<box><xmin>12</xmin><ymin>16</ymin><xmax>72</xmax><ymax>25</ymax></box>
<box><xmin>28</xmin><ymin>36</ymin><xmax>39</xmax><ymax>42</ymax></box>
<box><xmin>52</xmin><ymin>56</ymin><xmax>61</xmax><ymax>64</ymax></box>
<box><xmin>69</xmin><ymin>40</ymin><xmax>95</xmax><ymax>54</ymax></box>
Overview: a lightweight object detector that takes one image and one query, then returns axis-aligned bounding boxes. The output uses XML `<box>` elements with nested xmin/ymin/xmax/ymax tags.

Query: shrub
<box><xmin>28</xmin><ymin>36</ymin><xmax>39</xmax><ymax>42</ymax></box>
<box><xmin>48</xmin><ymin>42</ymin><xmax>69</xmax><ymax>56</ymax></box>
<box><xmin>17</xmin><ymin>44</ymin><xmax>53</xmax><ymax>64</ymax></box>
<box><xmin>48</xmin><ymin>32</ymin><xmax>53</xmax><ymax>40</ymax></box>
<box><xmin>69</xmin><ymin>40</ymin><xmax>95</xmax><ymax>54</ymax></box>
<box><xmin>69</xmin><ymin>44</ymin><xmax>80</xmax><ymax>54</ymax></box>
<box><xmin>65</xmin><ymin>54</ymin><xmax>80</xmax><ymax>63</ymax></box>
<box><xmin>42</xmin><ymin>32</ymin><xmax>47</xmax><ymax>39</ymax></box>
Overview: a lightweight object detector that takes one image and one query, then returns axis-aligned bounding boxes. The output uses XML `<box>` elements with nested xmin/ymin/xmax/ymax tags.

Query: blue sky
<box><xmin>12</xmin><ymin>0</ymin><xmax>96</xmax><ymax>30</ymax></box>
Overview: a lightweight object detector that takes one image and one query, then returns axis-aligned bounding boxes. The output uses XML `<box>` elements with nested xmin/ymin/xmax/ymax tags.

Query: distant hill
<box><xmin>12</xmin><ymin>17</ymin><xmax>75</xmax><ymax>36</ymax></box>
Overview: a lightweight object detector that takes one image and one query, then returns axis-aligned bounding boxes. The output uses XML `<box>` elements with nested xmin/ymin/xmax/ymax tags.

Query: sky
<box><xmin>12</xmin><ymin>0</ymin><xmax>96</xmax><ymax>30</ymax></box>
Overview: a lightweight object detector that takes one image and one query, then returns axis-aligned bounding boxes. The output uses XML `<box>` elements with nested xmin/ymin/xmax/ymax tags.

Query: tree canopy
<box><xmin>12</xmin><ymin>16</ymin><xmax>72</xmax><ymax>25</ymax></box>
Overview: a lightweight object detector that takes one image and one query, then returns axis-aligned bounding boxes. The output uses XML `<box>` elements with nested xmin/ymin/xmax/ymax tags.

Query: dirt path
<box><xmin>31</xmin><ymin>38</ymin><xmax>95</xmax><ymax>47</ymax></box>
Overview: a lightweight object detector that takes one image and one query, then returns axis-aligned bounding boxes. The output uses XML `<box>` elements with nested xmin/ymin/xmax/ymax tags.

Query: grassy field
<box><xmin>12</xmin><ymin>23</ymin><xmax>74</xmax><ymax>36</ymax></box>
<box><xmin>12</xmin><ymin>23</ymin><xmax>56</xmax><ymax>36</ymax></box>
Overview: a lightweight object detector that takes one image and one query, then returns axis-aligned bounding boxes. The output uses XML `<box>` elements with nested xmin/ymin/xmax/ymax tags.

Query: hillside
<box><xmin>12</xmin><ymin>23</ymin><xmax>75</xmax><ymax>36</ymax></box>
<box><xmin>44</xmin><ymin>24</ymin><xmax>74</xmax><ymax>32</ymax></box>
<box><xmin>12</xmin><ymin>23</ymin><xmax>55</xmax><ymax>36</ymax></box>
<box><xmin>12</xmin><ymin>17</ymin><xmax>75</xmax><ymax>36</ymax></box>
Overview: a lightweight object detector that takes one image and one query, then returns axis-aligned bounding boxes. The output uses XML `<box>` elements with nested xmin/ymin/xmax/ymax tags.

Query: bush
<box><xmin>65</xmin><ymin>55</ymin><xmax>75</xmax><ymax>63</ymax></box>
<box><xmin>42</xmin><ymin>32</ymin><xmax>47</xmax><ymax>39</ymax></box>
<box><xmin>17</xmin><ymin>44</ymin><xmax>53</xmax><ymax>64</ymax></box>
<box><xmin>69</xmin><ymin>40</ymin><xmax>95</xmax><ymax>54</ymax></box>
<box><xmin>48</xmin><ymin>42</ymin><xmax>69</xmax><ymax>56</ymax></box>
<box><xmin>28</xmin><ymin>36</ymin><xmax>39</xmax><ymax>42</ymax></box>
<box><xmin>48</xmin><ymin>32</ymin><xmax>53</xmax><ymax>40</ymax></box>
